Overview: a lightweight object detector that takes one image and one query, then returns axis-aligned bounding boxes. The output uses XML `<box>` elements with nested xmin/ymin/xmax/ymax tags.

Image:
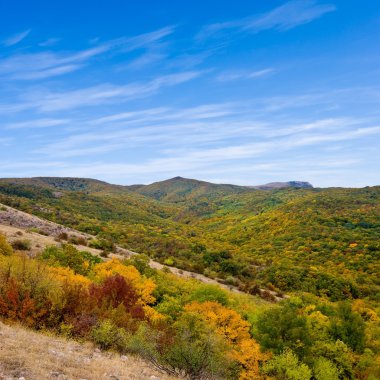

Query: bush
<box><xmin>92</xmin><ymin>320</ymin><xmax>129</xmax><ymax>351</ymax></box>
<box><xmin>189</xmin><ymin>285</ymin><xmax>229</xmax><ymax>306</ymax></box>
<box><xmin>0</xmin><ymin>234</ymin><xmax>13</xmax><ymax>256</ymax></box>
<box><xmin>89</xmin><ymin>238</ymin><xmax>115</xmax><ymax>252</ymax></box>
<box><xmin>128</xmin><ymin>316</ymin><xmax>234</xmax><ymax>379</ymax></box>
<box><xmin>11</xmin><ymin>239</ymin><xmax>32</xmax><ymax>251</ymax></box>
<box><xmin>57</xmin><ymin>232</ymin><xmax>68</xmax><ymax>241</ymax></box>
<box><xmin>40</xmin><ymin>244</ymin><xmax>101</xmax><ymax>275</ymax></box>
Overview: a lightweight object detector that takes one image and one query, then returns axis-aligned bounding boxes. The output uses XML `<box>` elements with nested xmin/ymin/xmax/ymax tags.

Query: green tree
<box><xmin>262</xmin><ymin>348</ymin><xmax>312</xmax><ymax>380</ymax></box>
<box><xmin>313</xmin><ymin>357</ymin><xmax>340</xmax><ymax>380</ymax></box>
<box><xmin>330</xmin><ymin>302</ymin><xmax>365</xmax><ymax>353</ymax></box>
<box><xmin>256</xmin><ymin>301</ymin><xmax>311</xmax><ymax>358</ymax></box>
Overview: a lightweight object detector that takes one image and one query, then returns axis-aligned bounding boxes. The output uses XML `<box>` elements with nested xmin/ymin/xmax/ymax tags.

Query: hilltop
<box><xmin>250</xmin><ymin>181</ymin><xmax>313</xmax><ymax>190</ymax></box>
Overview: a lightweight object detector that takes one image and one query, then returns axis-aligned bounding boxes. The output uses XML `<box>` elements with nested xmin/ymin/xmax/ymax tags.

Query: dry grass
<box><xmin>0</xmin><ymin>321</ymin><xmax>175</xmax><ymax>380</ymax></box>
<box><xmin>0</xmin><ymin>223</ymin><xmax>102</xmax><ymax>258</ymax></box>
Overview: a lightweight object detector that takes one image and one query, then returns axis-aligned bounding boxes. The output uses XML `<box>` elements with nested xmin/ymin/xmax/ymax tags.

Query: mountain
<box><xmin>0</xmin><ymin>176</ymin><xmax>379</xmax><ymax>302</ymax></box>
<box><xmin>0</xmin><ymin>176</ymin><xmax>126</xmax><ymax>193</ymax></box>
<box><xmin>251</xmin><ymin>181</ymin><xmax>313</xmax><ymax>190</ymax></box>
<box><xmin>127</xmin><ymin>176</ymin><xmax>251</xmax><ymax>202</ymax></box>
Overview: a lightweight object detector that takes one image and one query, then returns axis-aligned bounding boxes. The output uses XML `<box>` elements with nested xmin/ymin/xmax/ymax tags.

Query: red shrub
<box><xmin>89</xmin><ymin>274</ymin><xmax>145</xmax><ymax>319</ymax></box>
<box><xmin>0</xmin><ymin>278</ymin><xmax>35</xmax><ymax>325</ymax></box>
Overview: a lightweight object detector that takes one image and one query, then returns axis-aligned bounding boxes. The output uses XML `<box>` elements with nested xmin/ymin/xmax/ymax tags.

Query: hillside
<box><xmin>0</xmin><ymin>177</ymin><xmax>379</xmax><ymax>378</ymax></box>
<box><xmin>0</xmin><ymin>321</ymin><xmax>173</xmax><ymax>380</ymax></box>
<box><xmin>0</xmin><ymin>177</ymin><xmax>379</xmax><ymax>301</ymax></box>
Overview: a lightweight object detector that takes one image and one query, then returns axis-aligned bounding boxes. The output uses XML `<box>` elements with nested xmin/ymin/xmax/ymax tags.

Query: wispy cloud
<box><xmin>38</xmin><ymin>38</ymin><xmax>60</xmax><ymax>47</ymax></box>
<box><xmin>0</xmin><ymin>26</ymin><xmax>175</xmax><ymax>81</ymax></box>
<box><xmin>4</xmin><ymin>118</ymin><xmax>68</xmax><ymax>130</ymax></box>
<box><xmin>30</xmin><ymin>93</ymin><xmax>379</xmax><ymax>161</ymax></box>
<box><xmin>16</xmin><ymin>71</ymin><xmax>203</xmax><ymax>112</ymax></box>
<box><xmin>2</xmin><ymin>29</ymin><xmax>31</xmax><ymax>46</ymax></box>
<box><xmin>216</xmin><ymin>68</ymin><xmax>275</xmax><ymax>82</ymax></box>
<box><xmin>198</xmin><ymin>0</ymin><xmax>335</xmax><ymax>40</ymax></box>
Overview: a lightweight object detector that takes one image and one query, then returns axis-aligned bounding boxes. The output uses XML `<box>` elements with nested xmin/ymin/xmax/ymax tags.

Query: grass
<box><xmin>0</xmin><ymin>321</ymin><xmax>175</xmax><ymax>380</ymax></box>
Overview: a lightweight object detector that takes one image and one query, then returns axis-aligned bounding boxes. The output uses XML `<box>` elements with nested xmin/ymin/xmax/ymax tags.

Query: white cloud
<box><xmin>38</xmin><ymin>38</ymin><xmax>60</xmax><ymax>47</ymax></box>
<box><xmin>2</xmin><ymin>29</ymin><xmax>31</xmax><ymax>47</ymax></box>
<box><xmin>198</xmin><ymin>0</ymin><xmax>335</xmax><ymax>40</ymax></box>
<box><xmin>0</xmin><ymin>26</ymin><xmax>175</xmax><ymax>81</ymax></box>
<box><xmin>4</xmin><ymin>118</ymin><xmax>69</xmax><ymax>130</ymax></box>
<box><xmin>216</xmin><ymin>68</ymin><xmax>275</xmax><ymax>82</ymax></box>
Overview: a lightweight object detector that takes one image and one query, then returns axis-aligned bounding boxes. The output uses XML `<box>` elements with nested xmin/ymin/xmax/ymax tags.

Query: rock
<box><xmin>150</xmin><ymin>376</ymin><xmax>160</xmax><ymax>380</ymax></box>
<box><xmin>120</xmin><ymin>355</ymin><xmax>128</xmax><ymax>361</ymax></box>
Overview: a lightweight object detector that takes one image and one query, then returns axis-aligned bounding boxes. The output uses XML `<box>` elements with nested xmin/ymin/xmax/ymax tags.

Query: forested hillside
<box><xmin>0</xmin><ymin>177</ymin><xmax>378</xmax><ymax>301</ymax></box>
<box><xmin>0</xmin><ymin>176</ymin><xmax>379</xmax><ymax>378</ymax></box>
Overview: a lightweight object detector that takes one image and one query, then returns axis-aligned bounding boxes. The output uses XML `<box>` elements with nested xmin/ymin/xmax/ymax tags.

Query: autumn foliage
<box><xmin>185</xmin><ymin>301</ymin><xmax>269</xmax><ymax>379</ymax></box>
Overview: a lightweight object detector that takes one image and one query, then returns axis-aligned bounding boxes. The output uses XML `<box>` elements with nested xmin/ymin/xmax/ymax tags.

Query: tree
<box><xmin>262</xmin><ymin>348</ymin><xmax>312</xmax><ymax>380</ymax></box>
<box><xmin>185</xmin><ymin>301</ymin><xmax>269</xmax><ymax>379</ymax></box>
<box><xmin>313</xmin><ymin>357</ymin><xmax>340</xmax><ymax>380</ymax></box>
<box><xmin>256</xmin><ymin>301</ymin><xmax>311</xmax><ymax>358</ymax></box>
<box><xmin>330</xmin><ymin>302</ymin><xmax>366</xmax><ymax>353</ymax></box>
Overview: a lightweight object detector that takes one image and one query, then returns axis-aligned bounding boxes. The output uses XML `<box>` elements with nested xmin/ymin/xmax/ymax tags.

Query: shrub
<box><xmin>92</xmin><ymin>320</ymin><xmax>129</xmax><ymax>351</ymax></box>
<box><xmin>189</xmin><ymin>285</ymin><xmax>229</xmax><ymax>306</ymax></box>
<box><xmin>57</xmin><ymin>232</ymin><xmax>68</xmax><ymax>241</ymax></box>
<box><xmin>40</xmin><ymin>244</ymin><xmax>100</xmax><ymax>275</ymax></box>
<box><xmin>89</xmin><ymin>274</ymin><xmax>144</xmax><ymax>320</ymax></box>
<box><xmin>127</xmin><ymin>316</ymin><xmax>233</xmax><ymax>379</ymax></box>
<box><xmin>0</xmin><ymin>234</ymin><xmax>13</xmax><ymax>256</ymax></box>
<box><xmin>11</xmin><ymin>239</ymin><xmax>32</xmax><ymax>251</ymax></box>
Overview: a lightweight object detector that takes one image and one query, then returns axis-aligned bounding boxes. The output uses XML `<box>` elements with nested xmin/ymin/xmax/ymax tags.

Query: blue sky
<box><xmin>0</xmin><ymin>0</ymin><xmax>379</xmax><ymax>187</ymax></box>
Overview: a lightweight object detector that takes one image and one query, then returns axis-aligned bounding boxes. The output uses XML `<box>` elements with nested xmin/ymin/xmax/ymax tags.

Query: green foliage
<box><xmin>256</xmin><ymin>301</ymin><xmax>311</xmax><ymax>358</ymax></box>
<box><xmin>189</xmin><ymin>284</ymin><xmax>229</xmax><ymax>306</ymax></box>
<box><xmin>262</xmin><ymin>348</ymin><xmax>312</xmax><ymax>380</ymax></box>
<box><xmin>40</xmin><ymin>244</ymin><xmax>101</xmax><ymax>275</ymax></box>
<box><xmin>313</xmin><ymin>357</ymin><xmax>340</xmax><ymax>380</ymax></box>
<box><xmin>128</xmin><ymin>317</ymin><xmax>234</xmax><ymax>379</ymax></box>
<box><xmin>309</xmin><ymin>340</ymin><xmax>353</xmax><ymax>379</ymax></box>
<box><xmin>330</xmin><ymin>302</ymin><xmax>366</xmax><ymax>353</ymax></box>
<box><xmin>88</xmin><ymin>238</ymin><xmax>115</xmax><ymax>252</ymax></box>
<box><xmin>123</xmin><ymin>254</ymin><xmax>155</xmax><ymax>276</ymax></box>
<box><xmin>92</xmin><ymin>319</ymin><xmax>129</xmax><ymax>351</ymax></box>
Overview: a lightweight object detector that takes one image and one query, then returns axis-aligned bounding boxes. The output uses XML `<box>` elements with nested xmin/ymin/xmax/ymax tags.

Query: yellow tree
<box><xmin>185</xmin><ymin>301</ymin><xmax>269</xmax><ymax>379</ymax></box>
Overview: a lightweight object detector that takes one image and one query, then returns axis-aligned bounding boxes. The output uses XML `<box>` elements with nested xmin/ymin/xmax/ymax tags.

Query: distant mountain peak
<box><xmin>251</xmin><ymin>181</ymin><xmax>313</xmax><ymax>190</ymax></box>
